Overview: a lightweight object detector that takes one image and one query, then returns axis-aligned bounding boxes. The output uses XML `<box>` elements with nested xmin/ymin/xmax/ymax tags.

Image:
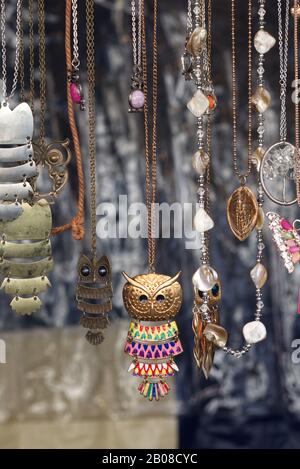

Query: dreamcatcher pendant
<box><xmin>123</xmin><ymin>272</ymin><xmax>183</xmax><ymax>401</ymax></box>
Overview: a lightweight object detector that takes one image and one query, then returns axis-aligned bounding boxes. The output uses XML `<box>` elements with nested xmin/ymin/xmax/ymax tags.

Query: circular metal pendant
<box><xmin>260</xmin><ymin>141</ymin><xmax>297</xmax><ymax>206</ymax></box>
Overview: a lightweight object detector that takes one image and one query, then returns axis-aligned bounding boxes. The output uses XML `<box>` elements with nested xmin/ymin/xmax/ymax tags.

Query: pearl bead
<box><xmin>254</xmin><ymin>30</ymin><xmax>276</xmax><ymax>54</ymax></box>
<box><xmin>203</xmin><ymin>323</ymin><xmax>228</xmax><ymax>348</ymax></box>
<box><xmin>251</xmin><ymin>87</ymin><xmax>271</xmax><ymax>113</ymax></box>
<box><xmin>187</xmin><ymin>90</ymin><xmax>209</xmax><ymax>118</ymax></box>
<box><xmin>250</xmin><ymin>262</ymin><xmax>268</xmax><ymax>288</ymax></box>
<box><xmin>192</xmin><ymin>265</ymin><xmax>219</xmax><ymax>292</ymax></box>
<box><xmin>194</xmin><ymin>207</ymin><xmax>214</xmax><ymax>232</ymax></box>
<box><xmin>243</xmin><ymin>321</ymin><xmax>267</xmax><ymax>344</ymax></box>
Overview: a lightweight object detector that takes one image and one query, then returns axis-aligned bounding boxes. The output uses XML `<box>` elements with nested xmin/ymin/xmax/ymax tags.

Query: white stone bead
<box><xmin>187</xmin><ymin>90</ymin><xmax>209</xmax><ymax>118</ymax></box>
<box><xmin>192</xmin><ymin>150</ymin><xmax>209</xmax><ymax>176</ymax></box>
<box><xmin>243</xmin><ymin>321</ymin><xmax>267</xmax><ymax>344</ymax></box>
<box><xmin>254</xmin><ymin>30</ymin><xmax>276</xmax><ymax>54</ymax></box>
<box><xmin>186</xmin><ymin>27</ymin><xmax>207</xmax><ymax>57</ymax></box>
<box><xmin>194</xmin><ymin>207</ymin><xmax>214</xmax><ymax>232</ymax></box>
<box><xmin>192</xmin><ymin>265</ymin><xmax>219</xmax><ymax>292</ymax></box>
<box><xmin>250</xmin><ymin>262</ymin><xmax>268</xmax><ymax>288</ymax></box>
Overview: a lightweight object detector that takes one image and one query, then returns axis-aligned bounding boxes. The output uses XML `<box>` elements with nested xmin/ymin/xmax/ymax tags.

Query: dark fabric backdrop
<box><xmin>1</xmin><ymin>0</ymin><xmax>300</xmax><ymax>449</ymax></box>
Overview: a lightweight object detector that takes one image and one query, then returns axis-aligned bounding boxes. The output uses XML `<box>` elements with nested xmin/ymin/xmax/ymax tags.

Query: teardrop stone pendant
<box><xmin>227</xmin><ymin>186</ymin><xmax>259</xmax><ymax>241</ymax></box>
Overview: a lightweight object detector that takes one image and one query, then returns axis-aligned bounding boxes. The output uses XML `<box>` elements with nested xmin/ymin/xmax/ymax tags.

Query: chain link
<box><xmin>28</xmin><ymin>0</ymin><xmax>35</xmax><ymax>112</ymax></box>
<box><xmin>278</xmin><ymin>0</ymin><xmax>290</xmax><ymax>142</ymax></box>
<box><xmin>231</xmin><ymin>0</ymin><xmax>253</xmax><ymax>182</ymax></box>
<box><xmin>141</xmin><ymin>0</ymin><xmax>158</xmax><ymax>272</ymax></box>
<box><xmin>19</xmin><ymin>0</ymin><xmax>24</xmax><ymax>101</ymax></box>
<box><xmin>294</xmin><ymin>1</ymin><xmax>300</xmax><ymax>205</ymax></box>
<box><xmin>71</xmin><ymin>0</ymin><xmax>80</xmax><ymax>69</ymax></box>
<box><xmin>38</xmin><ymin>0</ymin><xmax>46</xmax><ymax>145</ymax></box>
<box><xmin>86</xmin><ymin>0</ymin><xmax>97</xmax><ymax>259</ymax></box>
<box><xmin>1</xmin><ymin>0</ymin><xmax>22</xmax><ymax>101</ymax></box>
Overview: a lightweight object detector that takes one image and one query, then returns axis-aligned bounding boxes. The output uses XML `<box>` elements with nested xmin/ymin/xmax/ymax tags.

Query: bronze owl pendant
<box><xmin>77</xmin><ymin>254</ymin><xmax>113</xmax><ymax>345</ymax></box>
<box><xmin>123</xmin><ymin>271</ymin><xmax>183</xmax><ymax>401</ymax></box>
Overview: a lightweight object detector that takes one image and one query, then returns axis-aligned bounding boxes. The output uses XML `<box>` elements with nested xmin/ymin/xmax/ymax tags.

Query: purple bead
<box><xmin>129</xmin><ymin>89</ymin><xmax>145</xmax><ymax>109</ymax></box>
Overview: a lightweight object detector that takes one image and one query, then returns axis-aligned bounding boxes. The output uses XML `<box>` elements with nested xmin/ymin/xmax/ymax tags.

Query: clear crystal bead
<box><xmin>257</xmin><ymin>300</ymin><xmax>264</xmax><ymax>309</ymax></box>
<box><xmin>257</xmin><ymin>125</ymin><xmax>265</xmax><ymax>135</ymax></box>
<box><xmin>193</xmin><ymin>6</ymin><xmax>201</xmax><ymax>15</ymax></box>
<box><xmin>257</xmin><ymin>66</ymin><xmax>264</xmax><ymax>76</ymax></box>
<box><xmin>258</xmin><ymin>242</ymin><xmax>265</xmax><ymax>251</ymax></box>
<box><xmin>258</xmin><ymin>7</ymin><xmax>266</xmax><ymax>17</ymax></box>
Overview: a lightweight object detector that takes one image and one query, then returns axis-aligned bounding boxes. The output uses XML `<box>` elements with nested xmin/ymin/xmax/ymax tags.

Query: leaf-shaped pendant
<box><xmin>227</xmin><ymin>186</ymin><xmax>258</xmax><ymax>241</ymax></box>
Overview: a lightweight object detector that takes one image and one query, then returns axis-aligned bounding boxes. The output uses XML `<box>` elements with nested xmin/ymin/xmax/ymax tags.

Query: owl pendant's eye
<box><xmin>81</xmin><ymin>265</ymin><xmax>91</xmax><ymax>277</ymax></box>
<box><xmin>156</xmin><ymin>294</ymin><xmax>165</xmax><ymax>302</ymax></box>
<box><xmin>98</xmin><ymin>265</ymin><xmax>107</xmax><ymax>277</ymax></box>
<box><xmin>139</xmin><ymin>294</ymin><xmax>148</xmax><ymax>303</ymax></box>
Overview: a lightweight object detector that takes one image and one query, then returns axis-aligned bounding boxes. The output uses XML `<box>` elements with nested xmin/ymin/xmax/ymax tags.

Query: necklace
<box><xmin>190</xmin><ymin>0</ymin><xmax>268</xmax><ymax>368</ymax></box>
<box><xmin>226</xmin><ymin>0</ymin><xmax>259</xmax><ymax>241</ymax></box>
<box><xmin>31</xmin><ymin>0</ymin><xmax>71</xmax><ymax>201</ymax></box>
<box><xmin>266</xmin><ymin>1</ymin><xmax>300</xmax><ymax>273</ymax></box>
<box><xmin>128</xmin><ymin>0</ymin><xmax>144</xmax><ymax>112</ymax></box>
<box><xmin>183</xmin><ymin>0</ymin><xmax>218</xmax><ymax>378</ymax></box>
<box><xmin>0</xmin><ymin>0</ymin><xmax>52</xmax><ymax>315</ymax></box>
<box><xmin>68</xmin><ymin>0</ymin><xmax>85</xmax><ymax>110</ymax></box>
<box><xmin>260</xmin><ymin>0</ymin><xmax>296</xmax><ymax>205</ymax></box>
<box><xmin>123</xmin><ymin>0</ymin><xmax>183</xmax><ymax>402</ymax></box>
<box><xmin>76</xmin><ymin>0</ymin><xmax>113</xmax><ymax>346</ymax></box>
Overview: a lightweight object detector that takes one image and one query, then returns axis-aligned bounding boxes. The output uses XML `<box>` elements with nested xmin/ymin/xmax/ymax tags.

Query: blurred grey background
<box><xmin>0</xmin><ymin>0</ymin><xmax>300</xmax><ymax>449</ymax></box>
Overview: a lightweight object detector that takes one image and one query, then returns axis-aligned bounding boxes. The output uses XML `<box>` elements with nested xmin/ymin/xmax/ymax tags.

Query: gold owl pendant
<box><xmin>77</xmin><ymin>254</ymin><xmax>113</xmax><ymax>345</ymax></box>
<box><xmin>122</xmin><ymin>271</ymin><xmax>183</xmax><ymax>401</ymax></box>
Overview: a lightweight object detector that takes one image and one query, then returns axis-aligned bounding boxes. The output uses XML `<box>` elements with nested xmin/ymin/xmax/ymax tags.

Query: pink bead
<box><xmin>289</xmin><ymin>246</ymin><xmax>300</xmax><ymax>253</ymax></box>
<box><xmin>129</xmin><ymin>89</ymin><xmax>145</xmax><ymax>109</ymax></box>
<box><xmin>281</xmin><ymin>219</ymin><xmax>293</xmax><ymax>231</ymax></box>
<box><xmin>70</xmin><ymin>83</ymin><xmax>81</xmax><ymax>104</ymax></box>
<box><xmin>286</xmin><ymin>240</ymin><xmax>297</xmax><ymax>247</ymax></box>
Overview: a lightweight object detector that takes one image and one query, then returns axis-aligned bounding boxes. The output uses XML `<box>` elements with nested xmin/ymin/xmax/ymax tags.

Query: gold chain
<box><xmin>38</xmin><ymin>0</ymin><xmax>46</xmax><ymax>146</ymax></box>
<box><xmin>86</xmin><ymin>0</ymin><xmax>97</xmax><ymax>260</ymax></box>
<box><xmin>141</xmin><ymin>0</ymin><xmax>158</xmax><ymax>272</ymax></box>
<box><xmin>294</xmin><ymin>1</ymin><xmax>300</xmax><ymax>205</ymax></box>
<box><xmin>231</xmin><ymin>0</ymin><xmax>252</xmax><ymax>183</ymax></box>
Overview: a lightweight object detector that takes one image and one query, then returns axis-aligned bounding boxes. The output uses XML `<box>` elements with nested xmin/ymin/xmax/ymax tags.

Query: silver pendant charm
<box><xmin>0</xmin><ymin>102</ymin><xmax>34</xmax><ymax>145</ymax></box>
<box><xmin>260</xmin><ymin>141</ymin><xmax>297</xmax><ymax>206</ymax></box>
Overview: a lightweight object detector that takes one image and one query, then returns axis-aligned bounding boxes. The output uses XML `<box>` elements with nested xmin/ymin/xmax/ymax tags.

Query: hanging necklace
<box><xmin>68</xmin><ymin>0</ymin><xmax>85</xmax><ymax>110</ymax></box>
<box><xmin>226</xmin><ymin>0</ymin><xmax>259</xmax><ymax>241</ymax></box>
<box><xmin>123</xmin><ymin>0</ymin><xmax>183</xmax><ymax>402</ymax></box>
<box><xmin>31</xmin><ymin>0</ymin><xmax>71</xmax><ymax>201</ymax></box>
<box><xmin>0</xmin><ymin>0</ymin><xmax>52</xmax><ymax>315</ymax></box>
<box><xmin>183</xmin><ymin>0</ymin><xmax>219</xmax><ymax>378</ymax></box>
<box><xmin>128</xmin><ymin>0</ymin><xmax>144</xmax><ymax>112</ymax></box>
<box><xmin>191</xmin><ymin>0</ymin><xmax>268</xmax><ymax>366</ymax></box>
<box><xmin>266</xmin><ymin>1</ymin><xmax>300</xmax><ymax>274</ymax></box>
<box><xmin>260</xmin><ymin>0</ymin><xmax>296</xmax><ymax>206</ymax></box>
<box><xmin>76</xmin><ymin>0</ymin><xmax>113</xmax><ymax>346</ymax></box>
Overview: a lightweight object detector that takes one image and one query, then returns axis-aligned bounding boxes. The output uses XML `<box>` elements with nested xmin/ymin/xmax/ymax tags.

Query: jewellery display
<box><xmin>76</xmin><ymin>0</ymin><xmax>113</xmax><ymax>345</ymax></box>
<box><xmin>128</xmin><ymin>0</ymin><xmax>144</xmax><ymax>112</ymax></box>
<box><xmin>123</xmin><ymin>0</ymin><xmax>183</xmax><ymax>401</ymax></box>
<box><xmin>260</xmin><ymin>0</ymin><xmax>295</xmax><ymax>205</ymax></box>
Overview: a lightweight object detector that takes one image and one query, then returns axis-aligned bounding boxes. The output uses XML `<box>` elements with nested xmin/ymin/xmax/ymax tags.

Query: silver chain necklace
<box><xmin>0</xmin><ymin>0</ymin><xmax>22</xmax><ymax>102</ymax></box>
<box><xmin>260</xmin><ymin>0</ymin><xmax>297</xmax><ymax>206</ymax></box>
